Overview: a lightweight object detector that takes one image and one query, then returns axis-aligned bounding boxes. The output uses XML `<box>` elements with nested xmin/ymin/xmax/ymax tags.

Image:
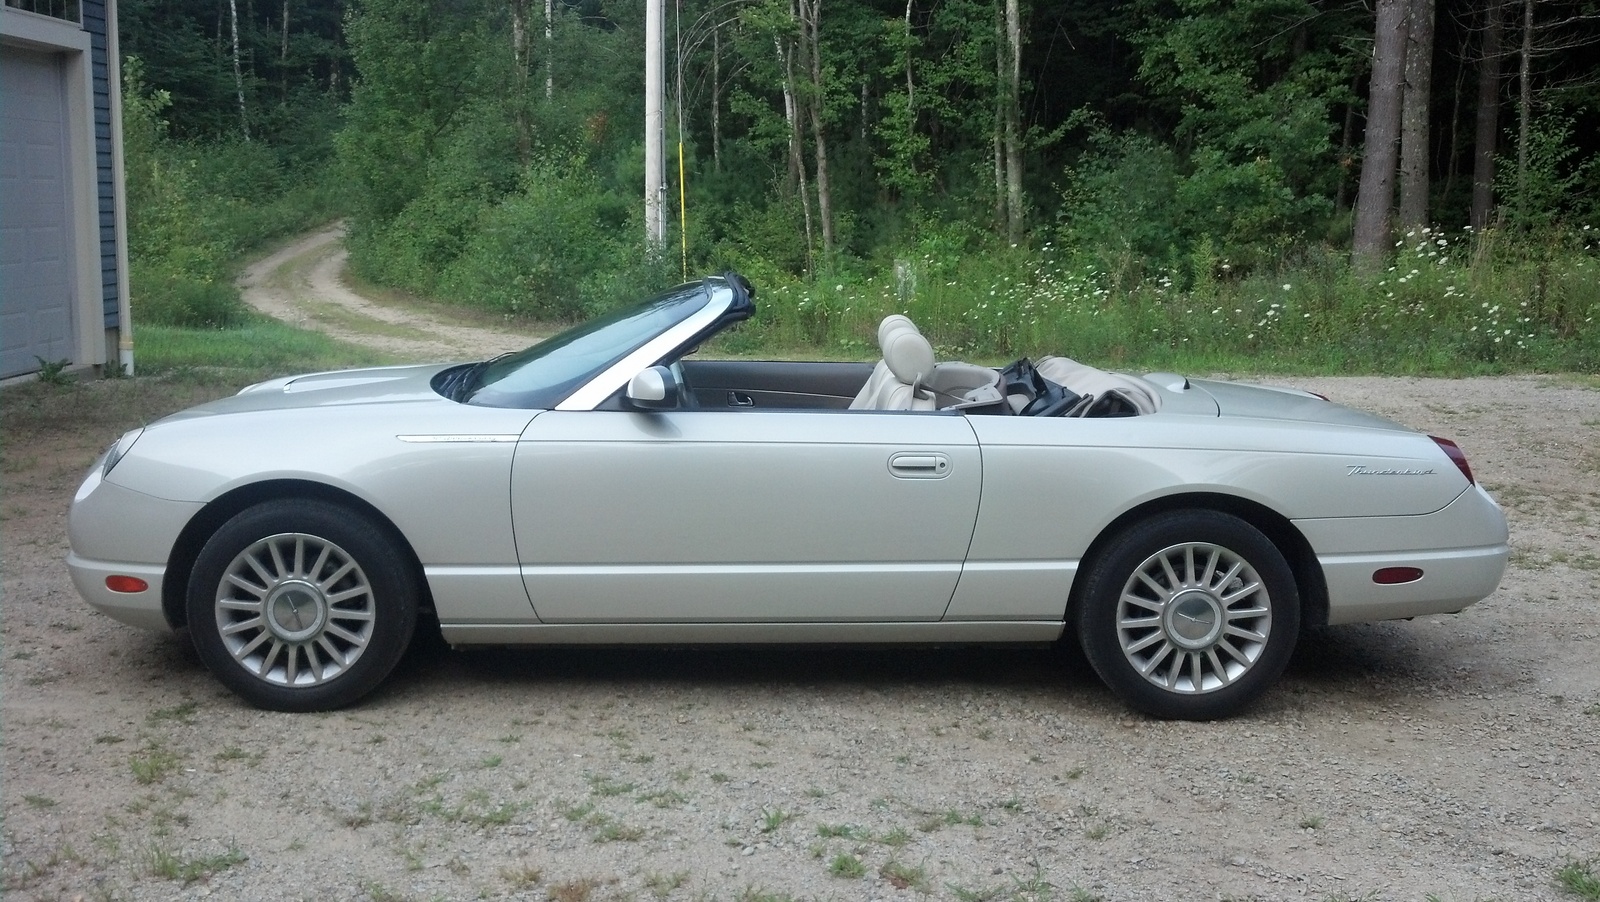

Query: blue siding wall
<box><xmin>83</xmin><ymin>0</ymin><xmax>120</xmax><ymax>330</ymax></box>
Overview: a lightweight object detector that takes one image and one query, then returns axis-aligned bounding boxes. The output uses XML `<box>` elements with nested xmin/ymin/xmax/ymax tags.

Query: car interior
<box><xmin>674</xmin><ymin>314</ymin><xmax>1161</xmax><ymax>417</ymax></box>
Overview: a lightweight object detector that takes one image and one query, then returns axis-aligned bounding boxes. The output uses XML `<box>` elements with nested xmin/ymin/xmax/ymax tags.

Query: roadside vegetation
<box><xmin>116</xmin><ymin>0</ymin><xmax>1600</xmax><ymax>379</ymax></box>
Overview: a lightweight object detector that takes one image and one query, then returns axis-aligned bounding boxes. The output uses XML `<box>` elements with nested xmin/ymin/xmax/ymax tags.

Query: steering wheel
<box><xmin>669</xmin><ymin>361</ymin><xmax>699</xmax><ymax>409</ymax></box>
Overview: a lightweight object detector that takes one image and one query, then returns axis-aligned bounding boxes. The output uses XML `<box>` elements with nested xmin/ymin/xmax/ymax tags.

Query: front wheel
<box><xmin>1076</xmin><ymin>510</ymin><xmax>1299</xmax><ymax>720</ymax></box>
<box><xmin>187</xmin><ymin>499</ymin><xmax>418</xmax><ymax>712</ymax></box>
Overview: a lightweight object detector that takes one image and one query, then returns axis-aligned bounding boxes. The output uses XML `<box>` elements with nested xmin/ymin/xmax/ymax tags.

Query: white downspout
<box><xmin>106</xmin><ymin>0</ymin><xmax>134</xmax><ymax>375</ymax></box>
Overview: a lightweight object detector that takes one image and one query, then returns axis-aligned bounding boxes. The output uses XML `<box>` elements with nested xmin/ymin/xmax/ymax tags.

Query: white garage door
<box><xmin>1</xmin><ymin>46</ymin><xmax>77</xmax><ymax>378</ymax></box>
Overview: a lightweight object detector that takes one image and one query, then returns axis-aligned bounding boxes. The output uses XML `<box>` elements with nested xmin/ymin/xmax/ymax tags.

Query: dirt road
<box><xmin>3</xmin><ymin>233</ymin><xmax>1597</xmax><ymax>901</ymax></box>
<box><xmin>237</xmin><ymin>223</ymin><xmax>533</xmax><ymax>361</ymax></box>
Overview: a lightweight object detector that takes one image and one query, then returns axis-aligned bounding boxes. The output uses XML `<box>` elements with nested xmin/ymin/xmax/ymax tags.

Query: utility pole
<box><xmin>645</xmin><ymin>0</ymin><xmax>667</xmax><ymax>250</ymax></box>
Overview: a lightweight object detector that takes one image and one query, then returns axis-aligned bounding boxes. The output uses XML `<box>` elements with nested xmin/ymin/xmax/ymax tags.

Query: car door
<box><xmin>510</xmin><ymin>409</ymin><xmax>981</xmax><ymax>622</ymax></box>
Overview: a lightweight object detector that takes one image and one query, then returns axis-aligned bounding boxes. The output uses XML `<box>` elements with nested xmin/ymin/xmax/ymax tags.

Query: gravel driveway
<box><xmin>3</xmin><ymin>236</ymin><xmax>1596</xmax><ymax>901</ymax></box>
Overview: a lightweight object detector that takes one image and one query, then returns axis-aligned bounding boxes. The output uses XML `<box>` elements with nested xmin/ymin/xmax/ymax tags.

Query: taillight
<box><xmin>1373</xmin><ymin>567</ymin><xmax>1424</xmax><ymax>584</ymax></box>
<box><xmin>1431</xmin><ymin>436</ymin><xmax>1475</xmax><ymax>484</ymax></box>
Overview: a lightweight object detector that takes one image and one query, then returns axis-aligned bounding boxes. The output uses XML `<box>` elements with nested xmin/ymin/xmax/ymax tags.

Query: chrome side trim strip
<box><xmin>397</xmin><ymin>434</ymin><xmax>520</xmax><ymax>443</ymax></box>
<box><xmin>440</xmin><ymin>620</ymin><xmax>1066</xmax><ymax>646</ymax></box>
<box><xmin>520</xmin><ymin>562</ymin><xmax>962</xmax><ymax>577</ymax></box>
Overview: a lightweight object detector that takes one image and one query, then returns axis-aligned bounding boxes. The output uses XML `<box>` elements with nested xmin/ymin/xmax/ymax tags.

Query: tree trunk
<box><xmin>905</xmin><ymin>0</ymin><xmax>915</xmax><ymax>112</ymax></box>
<box><xmin>1439</xmin><ymin>31</ymin><xmax>1467</xmax><ymax>208</ymax></box>
<box><xmin>1003</xmin><ymin>0</ymin><xmax>1024</xmax><ymax>243</ymax></box>
<box><xmin>1514</xmin><ymin>0</ymin><xmax>1531</xmax><ymax>227</ymax></box>
<box><xmin>1397</xmin><ymin>0</ymin><xmax>1435</xmax><ymax>231</ymax></box>
<box><xmin>229</xmin><ymin>0</ymin><xmax>250</xmax><ymax>140</ymax></box>
<box><xmin>1471</xmin><ymin>0</ymin><xmax>1503</xmax><ymax>230</ymax></box>
<box><xmin>1352</xmin><ymin>0</ymin><xmax>1408</xmax><ymax>269</ymax></box>
<box><xmin>778</xmin><ymin>35</ymin><xmax>815</xmax><ymax>270</ymax></box>
<box><xmin>280</xmin><ymin>0</ymin><xmax>290</xmax><ymax>99</ymax></box>
<box><xmin>798</xmin><ymin>0</ymin><xmax>834</xmax><ymax>257</ymax></box>
<box><xmin>511</xmin><ymin>0</ymin><xmax>531</xmax><ymax>162</ymax></box>
<box><xmin>993</xmin><ymin>2</ymin><xmax>1005</xmax><ymax>230</ymax></box>
<box><xmin>1336</xmin><ymin>77</ymin><xmax>1358</xmax><ymax>212</ymax></box>
<box><xmin>545</xmin><ymin>0</ymin><xmax>555</xmax><ymax>100</ymax></box>
<box><xmin>712</xmin><ymin>26</ymin><xmax>722</xmax><ymax>172</ymax></box>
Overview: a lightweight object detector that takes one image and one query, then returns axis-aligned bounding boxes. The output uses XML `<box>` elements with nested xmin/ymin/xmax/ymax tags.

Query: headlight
<box><xmin>102</xmin><ymin>427</ymin><xmax>144</xmax><ymax>477</ymax></box>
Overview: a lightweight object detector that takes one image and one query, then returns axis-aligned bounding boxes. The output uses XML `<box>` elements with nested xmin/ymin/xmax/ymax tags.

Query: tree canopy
<box><xmin>122</xmin><ymin>0</ymin><xmax>1600</xmax><ymax>316</ymax></box>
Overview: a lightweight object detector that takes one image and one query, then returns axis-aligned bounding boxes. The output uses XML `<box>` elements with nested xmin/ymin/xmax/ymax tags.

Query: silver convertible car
<box><xmin>69</xmin><ymin>273</ymin><xmax>1508</xmax><ymax>719</ymax></box>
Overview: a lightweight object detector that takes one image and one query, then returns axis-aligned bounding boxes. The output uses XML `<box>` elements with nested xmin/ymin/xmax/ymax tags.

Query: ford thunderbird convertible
<box><xmin>68</xmin><ymin>273</ymin><xmax>1509</xmax><ymax>719</ymax></box>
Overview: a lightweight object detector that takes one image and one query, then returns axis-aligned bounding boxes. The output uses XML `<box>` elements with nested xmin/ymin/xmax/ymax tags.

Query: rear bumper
<box><xmin>1316</xmin><ymin>544</ymin><xmax>1508</xmax><ymax>625</ymax></box>
<box><xmin>1296</xmin><ymin>484</ymin><xmax>1509</xmax><ymax>625</ymax></box>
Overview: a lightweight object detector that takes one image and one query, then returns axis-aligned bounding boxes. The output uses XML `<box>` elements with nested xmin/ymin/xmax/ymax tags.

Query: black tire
<box><xmin>187</xmin><ymin>499</ymin><xmax>418</xmax><ymax>712</ymax></box>
<box><xmin>1076</xmin><ymin>510</ymin><xmax>1299</xmax><ymax>720</ymax></box>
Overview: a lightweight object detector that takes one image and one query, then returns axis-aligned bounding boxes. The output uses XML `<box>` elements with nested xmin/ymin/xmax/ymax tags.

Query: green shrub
<box><xmin>131</xmin><ymin>262</ymin><xmax>248</xmax><ymax>329</ymax></box>
<box><xmin>436</xmin><ymin>156</ymin><xmax>634</xmax><ymax>319</ymax></box>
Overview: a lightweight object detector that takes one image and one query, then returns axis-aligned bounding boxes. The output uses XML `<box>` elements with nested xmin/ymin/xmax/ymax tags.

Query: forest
<box><xmin>122</xmin><ymin>0</ymin><xmax>1600</xmax><ymax>372</ymax></box>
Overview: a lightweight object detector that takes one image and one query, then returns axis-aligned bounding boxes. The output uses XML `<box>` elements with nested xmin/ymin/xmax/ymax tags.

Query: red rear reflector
<box><xmin>1431</xmin><ymin>436</ymin><xmax>1475</xmax><ymax>484</ymax></box>
<box><xmin>105</xmin><ymin>575</ymin><xmax>149</xmax><ymax>593</ymax></box>
<box><xmin>1373</xmin><ymin>567</ymin><xmax>1424</xmax><ymax>585</ymax></box>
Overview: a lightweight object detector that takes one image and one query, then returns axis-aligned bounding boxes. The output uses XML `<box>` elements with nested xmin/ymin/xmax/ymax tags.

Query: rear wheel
<box><xmin>1076</xmin><ymin>510</ymin><xmax>1298</xmax><ymax>720</ymax></box>
<box><xmin>187</xmin><ymin>499</ymin><xmax>418</xmax><ymax>712</ymax></box>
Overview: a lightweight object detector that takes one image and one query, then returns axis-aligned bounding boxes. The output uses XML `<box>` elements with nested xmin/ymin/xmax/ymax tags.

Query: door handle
<box><xmin>728</xmin><ymin>391</ymin><xmax>755</xmax><ymax>407</ymax></box>
<box><xmin>888</xmin><ymin>452</ymin><xmax>951</xmax><ymax>478</ymax></box>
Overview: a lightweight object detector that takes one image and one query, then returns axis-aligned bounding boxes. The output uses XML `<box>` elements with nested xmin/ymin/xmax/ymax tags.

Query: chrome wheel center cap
<box><xmin>266</xmin><ymin>581</ymin><xmax>327</xmax><ymax>643</ymax></box>
<box><xmin>1166</xmin><ymin>591</ymin><xmax>1223</xmax><ymax>650</ymax></box>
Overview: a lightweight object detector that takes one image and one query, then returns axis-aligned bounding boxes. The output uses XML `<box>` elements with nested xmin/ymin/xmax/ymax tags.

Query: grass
<box><xmin>147</xmin><ymin>842</ymin><xmax>246</xmax><ymax>883</ymax></box>
<box><xmin>146</xmin><ymin>701</ymin><xmax>200</xmax><ymax>725</ymax></box>
<box><xmin>709</xmin><ymin>225</ymin><xmax>1600</xmax><ymax>375</ymax></box>
<box><xmin>296</xmin><ymin>297</ymin><xmax>440</xmax><ymax>342</ymax></box>
<box><xmin>880</xmin><ymin>859</ymin><xmax>930</xmax><ymax>892</ymax></box>
<box><xmin>644</xmin><ymin>871</ymin><xmax>689</xmax><ymax>897</ymax></box>
<box><xmin>879</xmin><ymin>825</ymin><xmax>913</xmax><ymax>847</ymax></box>
<box><xmin>2</xmin><ymin>843</ymin><xmax>84</xmax><ymax>891</ymax></box>
<box><xmin>130</xmin><ymin>744</ymin><xmax>181</xmax><ymax>785</ymax></box>
<box><xmin>639</xmin><ymin>788</ymin><xmax>688</xmax><ymax>808</ymax></box>
<box><xmin>829</xmin><ymin>852</ymin><xmax>867</xmax><ymax>878</ymax></box>
<box><xmin>919</xmin><ymin>808</ymin><xmax>984</xmax><ymax>832</ymax></box>
<box><xmin>135</xmin><ymin>318</ymin><xmax>397</xmax><ymax>375</ymax></box>
<box><xmin>587</xmin><ymin>774</ymin><xmax>636</xmax><ymax>797</ymax></box>
<box><xmin>760</xmin><ymin>807</ymin><xmax>795</xmax><ymax>833</ymax></box>
<box><xmin>132</xmin><ymin>220</ymin><xmax>1600</xmax><ymax>407</ymax></box>
<box><xmin>591</xmin><ymin>819</ymin><xmax>645</xmax><ymax>843</ymax></box>
<box><xmin>1558</xmin><ymin>858</ymin><xmax>1600</xmax><ymax>900</ymax></box>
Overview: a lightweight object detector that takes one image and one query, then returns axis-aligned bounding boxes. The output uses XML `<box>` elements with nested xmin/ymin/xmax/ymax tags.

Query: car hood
<box><xmin>164</xmin><ymin>364</ymin><xmax>458</xmax><ymax>420</ymax></box>
<box><xmin>1187</xmin><ymin>378</ymin><xmax>1411</xmax><ymax>432</ymax></box>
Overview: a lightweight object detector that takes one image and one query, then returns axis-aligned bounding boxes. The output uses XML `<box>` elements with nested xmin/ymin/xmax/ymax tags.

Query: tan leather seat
<box><xmin>849</xmin><ymin>317</ymin><xmax>937</xmax><ymax>410</ymax></box>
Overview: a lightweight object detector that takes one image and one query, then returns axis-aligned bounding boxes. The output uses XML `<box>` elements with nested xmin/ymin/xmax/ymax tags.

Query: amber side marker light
<box><xmin>105</xmin><ymin>576</ymin><xmax>149</xmax><ymax>593</ymax></box>
<box><xmin>1373</xmin><ymin>567</ymin><xmax>1424</xmax><ymax>585</ymax></box>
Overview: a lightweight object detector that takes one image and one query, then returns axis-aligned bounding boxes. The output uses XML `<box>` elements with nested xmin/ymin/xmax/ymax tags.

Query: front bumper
<box><xmin>68</xmin><ymin>465</ymin><xmax>201</xmax><ymax>633</ymax></box>
<box><xmin>67</xmin><ymin>554</ymin><xmax>173</xmax><ymax>632</ymax></box>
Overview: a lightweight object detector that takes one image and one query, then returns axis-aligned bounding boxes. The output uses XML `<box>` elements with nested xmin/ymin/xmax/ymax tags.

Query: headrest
<box><xmin>877</xmin><ymin>314</ymin><xmax>918</xmax><ymax>346</ymax></box>
<box><xmin>880</xmin><ymin>321</ymin><xmax>934</xmax><ymax>387</ymax></box>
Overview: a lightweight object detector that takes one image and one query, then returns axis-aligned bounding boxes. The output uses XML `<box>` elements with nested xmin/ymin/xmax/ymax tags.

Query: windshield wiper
<box><xmin>452</xmin><ymin>351</ymin><xmax>518</xmax><ymax>403</ymax></box>
<box><xmin>436</xmin><ymin>360</ymin><xmax>487</xmax><ymax>402</ymax></box>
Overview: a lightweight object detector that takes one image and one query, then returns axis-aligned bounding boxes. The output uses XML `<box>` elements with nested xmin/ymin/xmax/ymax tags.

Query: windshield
<box><xmin>461</xmin><ymin>282</ymin><xmax>712</xmax><ymax>409</ymax></box>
